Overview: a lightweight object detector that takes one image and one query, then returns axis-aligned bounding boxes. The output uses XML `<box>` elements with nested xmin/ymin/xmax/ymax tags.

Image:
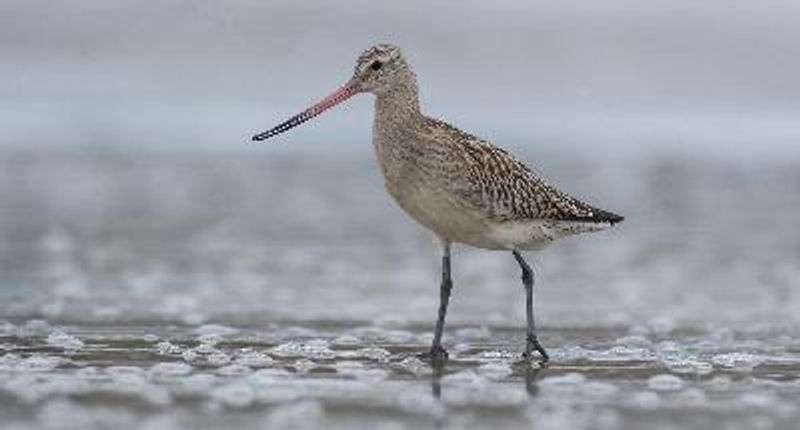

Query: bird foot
<box><xmin>521</xmin><ymin>334</ymin><xmax>549</xmax><ymax>366</ymax></box>
<box><xmin>418</xmin><ymin>345</ymin><xmax>449</xmax><ymax>365</ymax></box>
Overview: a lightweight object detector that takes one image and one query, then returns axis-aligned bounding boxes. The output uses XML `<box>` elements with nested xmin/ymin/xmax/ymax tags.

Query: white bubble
<box><xmin>46</xmin><ymin>330</ymin><xmax>85</xmax><ymax>350</ymax></box>
<box><xmin>293</xmin><ymin>359</ymin><xmax>317</xmax><ymax>373</ymax></box>
<box><xmin>212</xmin><ymin>382</ymin><xmax>255</xmax><ymax>409</ymax></box>
<box><xmin>476</xmin><ymin>362</ymin><xmax>513</xmax><ymax>380</ymax></box>
<box><xmin>334</xmin><ymin>361</ymin><xmax>389</xmax><ymax>381</ymax></box>
<box><xmin>181</xmin><ymin>373</ymin><xmax>216</xmax><ymax>393</ymax></box>
<box><xmin>217</xmin><ymin>364</ymin><xmax>253</xmax><ymax>376</ymax></box>
<box><xmin>453</xmin><ymin>343</ymin><xmax>472</xmax><ymax>353</ymax></box>
<box><xmin>598</xmin><ymin>345</ymin><xmax>655</xmax><ymax>361</ymax></box>
<box><xmin>181</xmin><ymin>348</ymin><xmax>199</xmax><ymax>363</ymax></box>
<box><xmin>656</xmin><ymin>340</ymin><xmax>683</xmax><ymax>355</ymax></box>
<box><xmin>334</xmin><ymin>360</ymin><xmax>363</xmax><ymax>371</ymax></box>
<box><xmin>712</xmin><ymin>352</ymin><xmax>765</xmax><ymax>371</ymax></box>
<box><xmin>554</xmin><ymin>345</ymin><xmax>593</xmax><ymax>361</ymax></box>
<box><xmin>615</xmin><ymin>335</ymin><xmax>652</xmax><ymax>347</ymax></box>
<box><xmin>331</xmin><ymin>334</ymin><xmax>361</xmax><ymax>346</ymax></box>
<box><xmin>194</xmin><ymin>343</ymin><xmax>217</xmax><ymax>354</ymax></box>
<box><xmin>192</xmin><ymin>324</ymin><xmax>239</xmax><ymax>337</ymax></box>
<box><xmin>0</xmin><ymin>354</ymin><xmax>66</xmax><ymax>372</ymax></box>
<box><xmin>148</xmin><ymin>362</ymin><xmax>192</xmax><ymax>379</ymax></box>
<box><xmin>352</xmin><ymin>327</ymin><xmax>415</xmax><ymax>344</ymax></box>
<box><xmin>271</xmin><ymin>340</ymin><xmax>335</xmax><ymax>360</ymax></box>
<box><xmin>234</xmin><ymin>350</ymin><xmax>274</xmax><ymax>367</ymax></box>
<box><xmin>251</xmin><ymin>368</ymin><xmax>292</xmax><ymax>385</ymax></box>
<box><xmin>663</xmin><ymin>358</ymin><xmax>714</xmax><ymax>375</ymax></box>
<box><xmin>474</xmin><ymin>349</ymin><xmax>517</xmax><ymax>360</ymax></box>
<box><xmin>706</xmin><ymin>375</ymin><xmax>733</xmax><ymax>391</ymax></box>
<box><xmin>75</xmin><ymin>366</ymin><xmax>100</xmax><ymax>379</ymax></box>
<box><xmin>392</xmin><ymin>356</ymin><xmax>431</xmax><ymax>376</ymax></box>
<box><xmin>106</xmin><ymin>366</ymin><xmax>146</xmax><ymax>377</ymax></box>
<box><xmin>338</xmin><ymin>347</ymin><xmax>391</xmax><ymax>362</ymax></box>
<box><xmin>647</xmin><ymin>374</ymin><xmax>685</xmax><ymax>391</ymax></box>
<box><xmin>155</xmin><ymin>341</ymin><xmax>182</xmax><ymax>355</ymax></box>
<box><xmin>441</xmin><ymin>370</ymin><xmax>486</xmax><ymax>387</ymax></box>
<box><xmin>196</xmin><ymin>334</ymin><xmax>224</xmax><ymax>346</ymax></box>
<box><xmin>207</xmin><ymin>351</ymin><xmax>232</xmax><ymax>367</ymax></box>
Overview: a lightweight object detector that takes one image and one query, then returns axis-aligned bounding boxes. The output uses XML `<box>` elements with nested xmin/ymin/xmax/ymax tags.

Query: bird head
<box><xmin>252</xmin><ymin>43</ymin><xmax>414</xmax><ymax>141</ymax></box>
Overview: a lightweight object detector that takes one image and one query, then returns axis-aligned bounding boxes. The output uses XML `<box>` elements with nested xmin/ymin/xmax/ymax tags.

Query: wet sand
<box><xmin>2</xmin><ymin>320</ymin><xmax>799</xmax><ymax>430</ymax></box>
<box><xmin>1</xmin><ymin>149</ymin><xmax>799</xmax><ymax>429</ymax></box>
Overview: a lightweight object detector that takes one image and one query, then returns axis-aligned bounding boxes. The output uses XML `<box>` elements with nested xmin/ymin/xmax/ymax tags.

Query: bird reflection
<box><xmin>524</xmin><ymin>365</ymin><xmax>543</xmax><ymax>396</ymax></box>
<box><xmin>430</xmin><ymin>362</ymin><xmax>444</xmax><ymax>400</ymax></box>
<box><xmin>428</xmin><ymin>361</ymin><xmax>544</xmax><ymax>401</ymax></box>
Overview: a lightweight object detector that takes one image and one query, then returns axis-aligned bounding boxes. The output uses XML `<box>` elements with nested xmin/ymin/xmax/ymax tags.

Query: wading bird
<box><xmin>252</xmin><ymin>44</ymin><xmax>623</xmax><ymax>365</ymax></box>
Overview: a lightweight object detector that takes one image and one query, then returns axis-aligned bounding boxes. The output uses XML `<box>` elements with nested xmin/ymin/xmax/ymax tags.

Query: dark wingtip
<box><xmin>559</xmin><ymin>208</ymin><xmax>624</xmax><ymax>225</ymax></box>
<box><xmin>600</xmin><ymin>210</ymin><xmax>624</xmax><ymax>225</ymax></box>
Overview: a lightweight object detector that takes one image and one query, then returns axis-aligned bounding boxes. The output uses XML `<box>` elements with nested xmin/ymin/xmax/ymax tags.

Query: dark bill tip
<box><xmin>250</xmin><ymin>82</ymin><xmax>355</xmax><ymax>144</ymax></box>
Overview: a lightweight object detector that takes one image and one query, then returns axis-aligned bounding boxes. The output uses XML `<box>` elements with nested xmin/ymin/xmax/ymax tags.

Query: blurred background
<box><xmin>1</xmin><ymin>0</ymin><xmax>798</xmax><ymax>325</ymax></box>
<box><xmin>1</xmin><ymin>2</ymin><xmax>800</xmax><ymax>428</ymax></box>
<box><xmin>3</xmin><ymin>0</ymin><xmax>800</xmax><ymax>157</ymax></box>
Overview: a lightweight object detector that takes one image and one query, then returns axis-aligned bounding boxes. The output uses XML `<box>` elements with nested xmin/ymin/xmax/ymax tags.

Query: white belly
<box><xmin>486</xmin><ymin>220</ymin><xmax>613</xmax><ymax>250</ymax></box>
<box><xmin>387</xmin><ymin>183</ymin><xmax>610</xmax><ymax>251</ymax></box>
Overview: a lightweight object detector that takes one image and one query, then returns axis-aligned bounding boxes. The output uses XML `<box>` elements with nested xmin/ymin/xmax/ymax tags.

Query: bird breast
<box><xmin>373</xmin><ymin>131</ymin><xmax>487</xmax><ymax>243</ymax></box>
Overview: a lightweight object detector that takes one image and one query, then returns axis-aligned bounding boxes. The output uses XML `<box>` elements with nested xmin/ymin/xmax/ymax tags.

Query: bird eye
<box><xmin>370</xmin><ymin>61</ymin><xmax>383</xmax><ymax>71</ymax></box>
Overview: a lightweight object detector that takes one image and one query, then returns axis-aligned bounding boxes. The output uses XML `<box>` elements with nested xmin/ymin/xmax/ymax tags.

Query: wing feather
<box><xmin>417</xmin><ymin>118</ymin><xmax>623</xmax><ymax>224</ymax></box>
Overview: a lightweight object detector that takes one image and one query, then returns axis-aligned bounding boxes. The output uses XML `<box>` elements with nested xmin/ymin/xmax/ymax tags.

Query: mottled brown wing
<box><xmin>422</xmin><ymin>118</ymin><xmax>621</xmax><ymax>223</ymax></box>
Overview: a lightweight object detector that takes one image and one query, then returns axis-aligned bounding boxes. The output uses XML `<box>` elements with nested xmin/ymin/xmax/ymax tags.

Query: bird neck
<box><xmin>374</xmin><ymin>80</ymin><xmax>421</xmax><ymax>127</ymax></box>
<box><xmin>372</xmin><ymin>78</ymin><xmax>423</xmax><ymax>184</ymax></box>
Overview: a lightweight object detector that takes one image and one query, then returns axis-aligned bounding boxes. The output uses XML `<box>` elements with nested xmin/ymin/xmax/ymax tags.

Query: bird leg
<box><xmin>512</xmin><ymin>251</ymin><xmax>549</xmax><ymax>364</ymax></box>
<box><xmin>420</xmin><ymin>242</ymin><xmax>452</xmax><ymax>365</ymax></box>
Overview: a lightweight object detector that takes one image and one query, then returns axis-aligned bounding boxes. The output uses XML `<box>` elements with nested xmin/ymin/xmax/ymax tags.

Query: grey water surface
<box><xmin>1</xmin><ymin>149</ymin><xmax>799</xmax><ymax>429</ymax></box>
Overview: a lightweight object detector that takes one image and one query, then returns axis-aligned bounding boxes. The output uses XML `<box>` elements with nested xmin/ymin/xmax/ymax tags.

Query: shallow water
<box><xmin>1</xmin><ymin>149</ymin><xmax>799</xmax><ymax>429</ymax></box>
<box><xmin>2</xmin><ymin>321</ymin><xmax>800</xmax><ymax>430</ymax></box>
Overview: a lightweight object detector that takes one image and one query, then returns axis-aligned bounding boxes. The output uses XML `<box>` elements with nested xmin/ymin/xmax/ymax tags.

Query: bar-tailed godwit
<box><xmin>253</xmin><ymin>44</ymin><xmax>623</xmax><ymax>365</ymax></box>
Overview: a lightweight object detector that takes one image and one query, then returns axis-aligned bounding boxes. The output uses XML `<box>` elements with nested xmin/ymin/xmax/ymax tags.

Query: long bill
<box><xmin>252</xmin><ymin>82</ymin><xmax>356</xmax><ymax>141</ymax></box>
